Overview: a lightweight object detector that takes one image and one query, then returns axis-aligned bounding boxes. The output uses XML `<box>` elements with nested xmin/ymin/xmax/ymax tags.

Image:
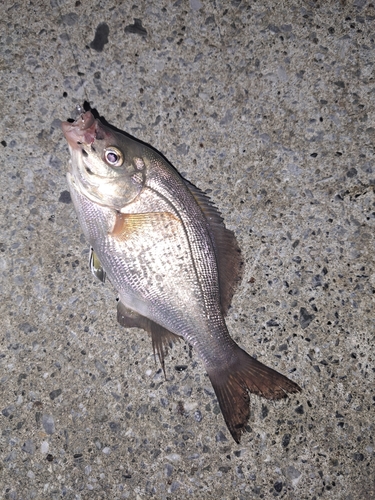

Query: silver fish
<box><xmin>61</xmin><ymin>107</ymin><xmax>301</xmax><ymax>443</ymax></box>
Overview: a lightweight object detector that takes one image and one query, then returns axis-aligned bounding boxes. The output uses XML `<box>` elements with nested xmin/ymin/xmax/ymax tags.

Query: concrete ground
<box><xmin>1</xmin><ymin>0</ymin><xmax>374</xmax><ymax>498</ymax></box>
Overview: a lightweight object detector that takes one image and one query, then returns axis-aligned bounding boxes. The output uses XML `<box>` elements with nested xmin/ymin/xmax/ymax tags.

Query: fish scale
<box><xmin>62</xmin><ymin>107</ymin><xmax>301</xmax><ymax>442</ymax></box>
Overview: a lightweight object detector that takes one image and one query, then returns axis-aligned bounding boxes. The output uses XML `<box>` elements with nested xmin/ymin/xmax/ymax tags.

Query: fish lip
<box><xmin>61</xmin><ymin>110</ymin><xmax>97</xmax><ymax>150</ymax></box>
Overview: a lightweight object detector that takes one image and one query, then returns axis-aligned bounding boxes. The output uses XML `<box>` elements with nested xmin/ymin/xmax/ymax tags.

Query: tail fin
<box><xmin>208</xmin><ymin>346</ymin><xmax>301</xmax><ymax>443</ymax></box>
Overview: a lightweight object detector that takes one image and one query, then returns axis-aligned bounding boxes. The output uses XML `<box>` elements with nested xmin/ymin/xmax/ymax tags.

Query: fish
<box><xmin>61</xmin><ymin>106</ymin><xmax>301</xmax><ymax>443</ymax></box>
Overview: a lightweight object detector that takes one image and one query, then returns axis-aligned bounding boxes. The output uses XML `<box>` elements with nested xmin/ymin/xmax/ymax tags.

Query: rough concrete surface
<box><xmin>1</xmin><ymin>0</ymin><xmax>374</xmax><ymax>499</ymax></box>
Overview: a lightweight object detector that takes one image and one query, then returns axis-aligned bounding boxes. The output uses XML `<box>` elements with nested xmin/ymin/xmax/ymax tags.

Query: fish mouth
<box><xmin>61</xmin><ymin>110</ymin><xmax>97</xmax><ymax>150</ymax></box>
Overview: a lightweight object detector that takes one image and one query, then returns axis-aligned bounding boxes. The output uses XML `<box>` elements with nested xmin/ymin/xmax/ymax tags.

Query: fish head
<box><xmin>61</xmin><ymin>109</ymin><xmax>146</xmax><ymax>209</ymax></box>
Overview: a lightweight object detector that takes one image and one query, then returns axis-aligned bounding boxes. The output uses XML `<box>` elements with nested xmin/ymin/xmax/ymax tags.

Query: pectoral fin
<box><xmin>110</xmin><ymin>211</ymin><xmax>180</xmax><ymax>242</ymax></box>
<box><xmin>117</xmin><ymin>300</ymin><xmax>181</xmax><ymax>376</ymax></box>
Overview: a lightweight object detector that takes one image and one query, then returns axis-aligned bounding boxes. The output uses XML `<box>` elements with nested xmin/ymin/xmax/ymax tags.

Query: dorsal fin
<box><xmin>117</xmin><ymin>300</ymin><xmax>181</xmax><ymax>377</ymax></box>
<box><xmin>184</xmin><ymin>180</ymin><xmax>243</xmax><ymax>315</ymax></box>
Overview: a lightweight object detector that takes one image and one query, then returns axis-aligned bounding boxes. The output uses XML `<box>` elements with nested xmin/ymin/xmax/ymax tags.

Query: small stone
<box><xmin>261</xmin><ymin>404</ymin><xmax>269</xmax><ymax>418</ymax></box>
<box><xmin>165</xmin><ymin>453</ymin><xmax>181</xmax><ymax>462</ymax></box>
<box><xmin>266</xmin><ymin>319</ymin><xmax>279</xmax><ymax>327</ymax></box>
<box><xmin>215</xmin><ymin>430</ymin><xmax>228</xmax><ymax>442</ymax></box>
<box><xmin>18</xmin><ymin>322</ymin><xmax>36</xmax><ymax>334</ymax></box>
<box><xmin>169</xmin><ymin>481</ymin><xmax>180</xmax><ymax>492</ymax></box>
<box><xmin>284</xmin><ymin>465</ymin><xmax>301</xmax><ymax>480</ymax></box>
<box><xmin>61</xmin><ymin>12</ymin><xmax>79</xmax><ymax>26</ymax></box>
<box><xmin>22</xmin><ymin>440</ymin><xmax>35</xmax><ymax>455</ymax></box>
<box><xmin>94</xmin><ymin>359</ymin><xmax>107</xmax><ymax>374</ymax></box>
<box><xmin>333</xmin><ymin>80</ymin><xmax>345</xmax><ymax>88</ymax></box>
<box><xmin>274</xmin><ymin>481</ymin><xmax>283</xmax><ymax>492</ymax></box>
<box><xmin>165</xmin><ymin>463</ymin><xmax>174</xmax><ymax>477</ymax></box>
<box><xmin>282</xmin><ymin>434</ymin><xmax>291</xmax><ymax>448</ymax></box>
<box><xmin>190</xmin><ymin>0</ymin><xmax>203</xmax><ymax>11</ymax></box>
<box><xmin>219</xmin><ymin>466</ymin><xmax>231</xmax><ymax>473</ymax></box>
<box><xmin>49</xmin><ymin>389</ymin><xmax>62</xmax><ymax>400</ymax></box>
<box><xmin>2</xmin><ymin>405</ymin><xmax>15</xmax><ymax>417</ymax></box>
<box><xmin>42</xmin><ymin>414</ymin><xmax>55</xmax><ymax>434</ymax></box>
<box><xmin>194</xmin><ymin>410</ymin><xmax>202</xmax><ymax>422</ymax></box>
<box><xmin>109</xmin><ymin>422</ymin><xmax>120</xmax><ymax>433</ymax></box>
<box><xmin>299</xmin><ymin>308</ymin><xmax>314</xmax><ymax>329</ymax></box>
<box><xmin>41</xmin><ymin>441</ymin><xmax>49</xmax><ymax>453</ymax></box>
<box><xmin>312</xmin><ymin>275</ymin><xmax>322</xmax><ymax>287</ymax></box>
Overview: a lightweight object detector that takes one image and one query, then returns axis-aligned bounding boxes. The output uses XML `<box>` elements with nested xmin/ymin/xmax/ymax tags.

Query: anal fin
<box><xmin>207</xmin><ymin>346</ymin><xmax>301</xmax><ymax>443</ymax></box>
<box><xmin>117</xmin><ymin>300</ymin><xmax>181</xmax><ymax>376</ymax></box>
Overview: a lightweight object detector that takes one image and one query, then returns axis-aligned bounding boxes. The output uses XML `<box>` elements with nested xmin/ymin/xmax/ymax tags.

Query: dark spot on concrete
<box><xmin>295</xmin><ymin>404</ymin><xmax>304</xmax><ymax>414</ymax></box>
<box><xmin>261</xmin><ymin>404</ymin><xmax>269</xmax><ymax>418</ymax></box>
<box><xmin>282</xmin><ymin>433</ymin><xmax>291</xmax><ymax>447</ymax></box>
<box><xmin>346</xmin><ymin>168</ymin><xmax>357</xmax><ymax>178</ymax></box>
<box><xmin>334</xmin><ymin>81</ymin><xmax>345</xmax><ymax>88</ymax></box>
<box><xmin>58</xmin><ymin>190</ymin><xmax>71</xmax><ymax>204</ymax></box>
<box><xmin>175</xmin><ymin>365</ymin><xmax>187</xmax><ymax>371</ymax></box>
<box><xmin>125</xmin><ymin>19</ymin><xmax>147</xmax><ymax>37</ymax></box>
<box><xmin>274</xmin><ymin>481</ymin><xmax>283</xmax><ymax>492</ymax></box>
<box><xmin>90</xmin><ymin>23</ymin><xmax>109</xmax><ymax>52</ymax></box>
<box><xmin>266</xmin><ymin>319</ymin><xmax>279</xmax><ymax>327</ymax></box>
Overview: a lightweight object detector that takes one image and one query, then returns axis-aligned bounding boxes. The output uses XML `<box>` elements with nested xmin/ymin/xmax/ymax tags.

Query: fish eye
<box><xmin>104</xmin><ymin>147</ymin><xmax>124</xmax><ymax>167</ymax></box>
